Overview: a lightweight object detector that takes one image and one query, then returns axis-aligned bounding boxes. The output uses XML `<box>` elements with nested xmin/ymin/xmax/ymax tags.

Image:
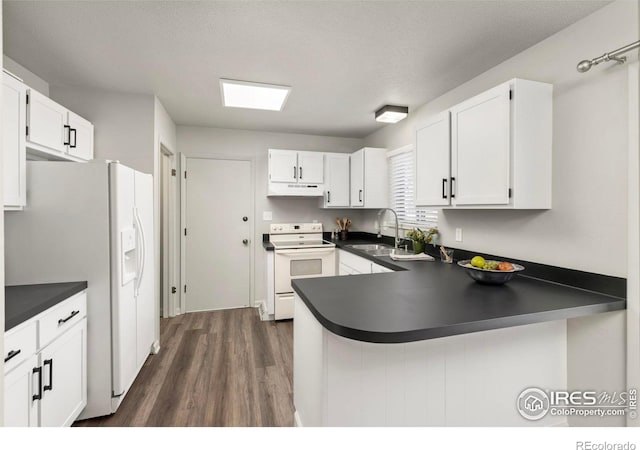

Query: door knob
<box><xmin>242</xmin><ymin>239</ymin><xmax>249</xmax><ymax>245</ymax></box>
<box><xmin>242</xmin><ymin>216</ymin><xmax>248</xmax><ymax>222</ymax></box>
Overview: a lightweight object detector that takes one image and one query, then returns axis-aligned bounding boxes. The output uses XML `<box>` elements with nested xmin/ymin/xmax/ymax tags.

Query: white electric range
<box><xmin>270</xmin><ymin>223</ymin><xmax>336</xmax><ymax>320</ymax></box>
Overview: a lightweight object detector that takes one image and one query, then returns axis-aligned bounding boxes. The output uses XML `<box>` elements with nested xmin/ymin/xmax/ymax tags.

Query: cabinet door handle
<box><xmin>58</xmin><ymin>310</ymin><xmax>80</xmax><ymax>325</ymax></box>
<box><xmin>299</xmin><ymin>166</ymin><xmax>303</xmax><ymax>180</ymax></box>
<box><xmin>43</xmin><ymin>359</ymin><xmax>53</xmax><ymax>392</ymax></box>
<box><xmin>70</xmin><ymin>128</ymin><xmax>77</xmax><ymax>148</ymax></box>
<box><xmin>327</xmin><ymin>191</ymin><xmax>331</xmax><ymax>203</ymax></box>
<box><xmin>293</xmin><ymin>166</ymin><xmax>297</xmax><ymax>180</ymax></box>
<box><xmin>359</xmin><ymin>189</ymin><xmax>363</xmax><ymax>203</ymax></box>
<box><xmin>33</xmin><ymin>367</ymin><xmax>43</xmax><ymax>401</ymax></box>
<box><xmin>442</xmin><ymin>179</ymin><xmax>448</xmax><ymax>199</ymax></box>
<box><xmin>4</xmin><ymin>349</ymin><xmax>21</xmax><ymax>363</ymax></box>
<box><xmin>450</xmin><ymin>177</ymin><xmax>456</xmax><ymax>199</ymax></box>
<box><xmin>63</xmin><ymin>125</ymin><xmax>71</xmax><ymax>146</ymax></box>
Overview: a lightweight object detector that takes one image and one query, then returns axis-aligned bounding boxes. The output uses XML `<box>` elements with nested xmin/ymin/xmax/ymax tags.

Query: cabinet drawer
<box><xmin>38</xmin><ymin>291</ymin><xmax>87</xmax><ymax>349</ymax></box>
<box><xmin>4</xmin><ymin>322</ymin><xmax>36</xmax><ymax>374</ymax></box>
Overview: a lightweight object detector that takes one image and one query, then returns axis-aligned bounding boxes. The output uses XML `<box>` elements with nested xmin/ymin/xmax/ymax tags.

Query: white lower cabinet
<box><xmin>3</xmin><ymin>354</ymin><xmax>38</xmax><ymax>427</ymax></box>
<box><xmin>3</xmin><ymin>291</ymin><xmax>87</xmax><ymax>427</ymax></box>
<box><xmin>38</xmin><ymin>320</ymin><xmax>87</xmax><ymax>427</ymax></box>
<box><xmin>338</xmin><ymin>249</ymin><xmax>394</xmax><ymax>275</ymax></box>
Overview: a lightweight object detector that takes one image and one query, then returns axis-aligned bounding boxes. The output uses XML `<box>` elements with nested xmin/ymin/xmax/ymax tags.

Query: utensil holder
<box><xmin>339</xmin><ymin>230</ymin><xmax>348</xmax><ymax>241</ymax></box>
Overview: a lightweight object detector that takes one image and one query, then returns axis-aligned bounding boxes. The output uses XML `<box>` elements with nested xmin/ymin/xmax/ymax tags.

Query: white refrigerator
<box><xmin>4</xmin><ymin>160</ymin><xmax>156</xmax><ymax>420</ymax></box>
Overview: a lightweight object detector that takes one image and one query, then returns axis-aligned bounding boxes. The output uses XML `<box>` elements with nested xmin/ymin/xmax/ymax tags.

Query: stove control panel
<box><xmin>269</xmin><ymin>223</ymin><xmax>323</xmax><ymax>234</ymax></box>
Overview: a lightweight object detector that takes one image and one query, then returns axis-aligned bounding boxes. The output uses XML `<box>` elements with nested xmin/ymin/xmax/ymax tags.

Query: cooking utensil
<box><xmin>439</xmin><ymin>246</ymin><xmax>453</xmax><ymax>263</ymax></box>
<box><xmin>457</xmin><ymin>260</ymin><xmax>524</xmax><ymax>285</ymax></box>
<box><xmin>346</xmin><ymin>219</ymin><xmax>352</xmax><ymax>230</ymax></box>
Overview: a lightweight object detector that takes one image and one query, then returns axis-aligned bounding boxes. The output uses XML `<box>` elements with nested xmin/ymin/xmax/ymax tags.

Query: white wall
<box><xmin>177</xmin><ymin>126</ymin><xmax>364</xmax><ymax>307</ymax></box>
<box><xmin>49</xmin><ymin>86</ymin><xmax>155</xmax><ymax>174</ymax></box>
<box><xmin>3</xmin><ymin>55</ymin><xmax>48</xmax><ymax>96</ymax></box>
<box><xmin>363</xmin><ymin>0</ymin><xmax>638</xmax><ymax>278</ymax></box>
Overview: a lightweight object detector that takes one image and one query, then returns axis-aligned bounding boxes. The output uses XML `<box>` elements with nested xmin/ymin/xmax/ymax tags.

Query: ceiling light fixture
<box><xmin>375</xmin><ymin>105</ymin><xmax>409</xmax><ymax>124</ymax></box>
<box><xmin>220</xmin><ymin>79</ymin><xmax>291</xmax><ymax>111</ymax></box>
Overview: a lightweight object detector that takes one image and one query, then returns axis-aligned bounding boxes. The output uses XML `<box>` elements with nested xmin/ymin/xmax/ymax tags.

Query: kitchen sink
<box><xmin>347</xmin><ymin>243</ymin><xmax>415</xmax><ymax>257</ymax></box>
<box><xmin>347</xmin><ymin>243</ymin><xmax>392</xmax><ymax>251</ymax></box>
<box><xmin>371</xmin><ymin>248</ymin><xmax>415</xmax><ymax>257</ymax></box>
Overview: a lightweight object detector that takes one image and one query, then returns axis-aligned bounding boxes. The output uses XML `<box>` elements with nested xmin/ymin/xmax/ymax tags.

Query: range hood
<box><xmin>267</xmin><ymin>182</ymin><xmax>324</xmax><ymax>197</ymax></box>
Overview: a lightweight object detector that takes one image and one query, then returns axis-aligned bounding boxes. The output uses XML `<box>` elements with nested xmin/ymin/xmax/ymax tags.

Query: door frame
<box><xmin>159</xmin><ymin>144</ymin><xmax>178</xmax><ymax>318</ymax></box>
<box><xmin>180</xmin><ymin>155</ymin><xmax>256</xmax><ymax>313</ymax></box>
<box><xmin>627</xmin><ymin>61</ymin><xmax>639</xmax><ymax>427</ymax></box>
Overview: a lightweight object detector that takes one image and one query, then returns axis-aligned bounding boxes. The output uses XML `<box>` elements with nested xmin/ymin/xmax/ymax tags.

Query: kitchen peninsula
<box><xmin>292</xmin><ymin>245</ymin><xmax>625</xmax><ymax>427</ymax></box>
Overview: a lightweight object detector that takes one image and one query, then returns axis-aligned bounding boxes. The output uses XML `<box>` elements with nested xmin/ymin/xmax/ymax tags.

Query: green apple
<box><xmin>471</xmin><ymin>256</ymin><xmax>486</xmax><ymax>268</ymax></box>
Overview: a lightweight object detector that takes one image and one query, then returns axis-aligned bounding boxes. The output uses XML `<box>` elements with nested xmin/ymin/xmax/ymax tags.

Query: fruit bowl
<box><xmin>457</xmin><ymin>260</ymin><xmax>525</xmax><ymax>285</ymax></box>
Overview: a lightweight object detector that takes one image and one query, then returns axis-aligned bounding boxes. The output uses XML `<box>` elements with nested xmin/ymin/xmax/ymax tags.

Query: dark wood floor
<box><xmin>75</xmin><ymin>308</ymin><xmax>295</xmax><ymax>427</ymax></box>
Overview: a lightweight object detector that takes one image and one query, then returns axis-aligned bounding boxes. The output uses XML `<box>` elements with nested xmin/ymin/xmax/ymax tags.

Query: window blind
<box><xmin>388</xmin><ymin>147</ymin><xmax>438</xmax><ymax>228</ymax></box>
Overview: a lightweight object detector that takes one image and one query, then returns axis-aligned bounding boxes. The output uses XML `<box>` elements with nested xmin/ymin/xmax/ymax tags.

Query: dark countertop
<box><xmin>292</xmin><ymin>240</ymin><xmax>626</xmax><ymax>343</ymax></box>
<box><xmin>5</xmin><ymin>281</ymin><xmax>88</xmax><ymax>331</ymax></box>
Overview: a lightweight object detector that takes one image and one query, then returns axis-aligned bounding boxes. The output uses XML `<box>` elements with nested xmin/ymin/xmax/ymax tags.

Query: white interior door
<box><xmin>185</xmin><ymin>158</ymin><xmax>251</xmax><ymax>312</ymax></box>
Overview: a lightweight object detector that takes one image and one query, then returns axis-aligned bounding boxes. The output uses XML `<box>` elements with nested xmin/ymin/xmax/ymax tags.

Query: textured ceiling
<box><xmin>4</xmin><ymin>1</ymin><xmax>609</xmax><ymax>138</ymax></box>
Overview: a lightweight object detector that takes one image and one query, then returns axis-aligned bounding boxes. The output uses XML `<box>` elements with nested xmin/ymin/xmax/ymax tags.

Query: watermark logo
<box><xmin>517</xmin><ymin>387</ymin><xmax>550</xmax><ymax>420</ymax></box>
<box><xmin>517</xmin><ymin>387</ymin><xmax>637</xmax><ymax>421</ymax></box>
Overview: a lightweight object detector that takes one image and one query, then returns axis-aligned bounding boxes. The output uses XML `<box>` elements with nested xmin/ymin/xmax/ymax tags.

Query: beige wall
<box><xmin>50</xmin><ymin>86</ymin><xmax>155</xmax><ymax>175</ymax></box>
<box><xmin>177</xmin><ymin>126</ymin><xmax>364</xmax><ymax>306</ymax></box>
<box><xmin>3</xmin><ymin>55</ymin><xmax>48</xmax><ymax>96</ymax></box>
<box><xmin>363</xmin><ymin>0</ymin><xmax>639</xmax><ymax>278</ymax></box>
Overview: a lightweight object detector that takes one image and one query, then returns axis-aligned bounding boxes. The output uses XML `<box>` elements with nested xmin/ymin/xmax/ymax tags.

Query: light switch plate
<box><xmin>263</xmin><ymin>211</ymin><xmax>273</xmax><ymax>221</ymax></box>
<box><xmin>455</xmin><ymin>228</ymin><xmax>463</xmax><ymax>242</ymax></box>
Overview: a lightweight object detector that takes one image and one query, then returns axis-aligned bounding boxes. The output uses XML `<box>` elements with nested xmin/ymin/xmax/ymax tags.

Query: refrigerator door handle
<box><xmin>133</xmin><ymin>207</ymin><xmax>146</xmax><ymax>297</ymax></box>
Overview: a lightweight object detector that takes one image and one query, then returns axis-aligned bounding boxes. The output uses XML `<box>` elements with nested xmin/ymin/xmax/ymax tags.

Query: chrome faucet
<box><xmin>377</xmin><ymin>208</ymin><xmax>400</xmax><ymax>249</ymax></box>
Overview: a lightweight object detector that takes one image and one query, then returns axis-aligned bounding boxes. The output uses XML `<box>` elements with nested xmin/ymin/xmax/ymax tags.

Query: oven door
<box><xmin>274</xmin><ymin>248</ymin><xmax>336</xmax><ymax>294</ymax></box>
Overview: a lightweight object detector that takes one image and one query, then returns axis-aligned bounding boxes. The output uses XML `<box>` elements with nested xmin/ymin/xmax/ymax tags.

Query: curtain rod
<box><xmin>577</xmin><ymin>40</ymin><xmax>640</xmax><ymax>73</ymax></box>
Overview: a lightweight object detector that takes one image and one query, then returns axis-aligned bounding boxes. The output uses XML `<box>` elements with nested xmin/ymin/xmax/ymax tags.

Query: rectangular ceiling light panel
<box><xmin>220</xmin><ymin>79</ymin><xmax>291</xmax><ymax>111</ymax></box>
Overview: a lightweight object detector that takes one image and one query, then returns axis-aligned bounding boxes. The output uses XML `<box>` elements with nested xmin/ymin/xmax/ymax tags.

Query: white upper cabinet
<box><xmin>269</xmin><ymin>149</ymin><xmax>299</xmax><ymax>183</ymax></box>
<box><xmin>321</xmin><ymin>153</ymin><xmax>350</xmax><ymax>208</ymax></box>
<box><xmin>451</xmin><ymin>82</ymin><xmax>511</xmax><ymax>206</ymax></box>
<box><xmin>350</xmin><ymin>147</ymin><xmax>388</xmax><ymax>208</ymax></box>
<box><xmin>26</xmin><ymin>88</ymin><xmax>94</xmax><ymax>162</ymax></box>
<box><xmin>415</xmin><ymin>111</ymin><xmax>451</xmax><ymax>207</ymax></box>
<box><xmin>297</xmin><ymin>151</ymin><xmax>324</xmax><ymax>184</ymax></box>
<box><xmin>416</xmin><ymin>78</ymin><xmax>552</xmax><ymax>209</ymax></box>
<box><xmin>67</xmin><ymin>111</ymin><xmax>94</xmax><ymax>161</ymax></box>
<box><xmin>268</xmin><ymin>149</ymin><xmax>325</xmax><ymax>196</ymax></box>
<box><xmin>27</xmin><ymin>89</ymin><xmax>68</xmax><ymax>155</ymax></box>
<box><xmin>3</xmin><ymin>72</ymin><xmax>27</xmax><ymax>211</ymax></box>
